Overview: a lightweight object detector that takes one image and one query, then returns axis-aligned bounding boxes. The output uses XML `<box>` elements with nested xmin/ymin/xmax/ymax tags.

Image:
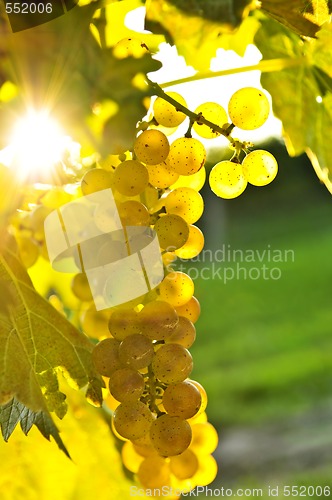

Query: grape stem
<box><xmin>147</xmin><ymin>364</ymin><xmax>163</xmax><ymax>416</ymax></box>
<box><xmin>146</xmin><ymin>77</ymin><xmax>237</xmax><ymax>144</ymax></box>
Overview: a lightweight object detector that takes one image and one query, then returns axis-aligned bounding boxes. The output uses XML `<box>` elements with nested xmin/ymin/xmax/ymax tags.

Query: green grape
<box><xmin>146</xmin><ymin>161</ymin><xmax>179</xmax><ymax>188</ymax></box>
<box><xmin>113</xmin><ymin>37</ymin><xmax>149</xmax><ymax>59</ymax></box>
<box><xmin>108</xmin><ymin>308</ymin><xmax>140</xmax><ymax>341</ymax></box>
<box><xmin>162</xmin><ymin>380</ymin><xmax>202</xmax><ymax>419</ymax></box>
<box><xmin>113</xmin><ymin>401</ymin><xmax>154</xmax><ymax>440</ymax></box>
<box><xmin>169</xmin><ymin>449</ymin><xmax>199</xmax><ymax>480</ymax></box>
<box><xmin>190</xmin><ymin>422</ymin><xmax>218</xmax><ymax>454</ymax></box>
<box><xmin>113</xmin><ymin>160</ymin><xmax>149</xmax><ymax>196</ymax></box>
<box><xmin>228</xmin><ymin>87</ymin><xmax>270</xmax><ymax>130</ymax></box>
<box><xmin>92</xmin><ymin>338</ymin><xmax>122</xmax><ymax>376</ymax></box>
<box><xmin>150</xmin><ymin>414</ymin><xmax>192</xmax><ymax>456</ymax></box>
<box><xmin>118</xmin><ymin>200</ymin><xmax>150</xmax><ymax>226</ymax></box>
<box><xmin>138</xmin><ymin>300</ymin><xmax>179</xmax><ymax>341</ymax></box>
<box><xmin>109</xmin><ymin>367</ymin><xmax>145</xmax><ymax>402</ymax></box>
<box><xmin>209</xmin><ymin>160</ymin><xmax>247</xmax><ymax>199</ymax></box>
<box><xmin>154</xmin><ymin>214</ymin><xmax>189</xmax><ymax>251</ymax></box>
<box><xmin>175</xmin><ymin>224</ymin><xmax>204</xmax><ymax>259</ymax></box>
<box><xmin>81</xmin><ymin>168</ymin><xmax>113</xmax><ymax>195</ymax></box>
<box><xmin>134</xmin><ymin>130</ymin><xmax>170</xmax><ymax>165</ymax></box>
<box><xmin>193</xmin><ymin>102</ymin><xmax>228</xmax><ymax>139</ymax></box>
<box><xmin>175</xmin><ymin>296</ymin><xmax>201</xmax><ymax>324</ymax></box>
<box><xmin>17</xmin><ymin>236</ymin><xmax>39</xmax><ymax>268</ymax></box>
<box><xmin>242</xmin><ymin>149</ymin><xmax>278</xmax><ymax>186</ymax></box>
<box><xmin>119</xmin><ymin>333</ymin><xmax>154</xmax><ymax>369</ymax></box>
<box><xmin>71</xmin><ymin>273</ymin><xmax>93</xmax><ymax>302</ymax></box>
<box><xmin>165</xmin><ymin>316</ymin><xmax>196</xmax><ymax>348</ymax></box>
<box><xmin>152</xmin><ymin>92</ymin><xmax>187</xmax><ymax>127</ymax></box>
<box><xmin>165</xmin><ymin>187</ymin><xmax>204</xmax><ymax>224</ymax></box>
<box><xmin>159</xmin><ymin>271</ymin><xmax>194</xmax><ymax>307</ymax></box>
<box><xmin>167</xmin><ymin>137</ymin><xmax>206</xmax><ymax>176</ymax></box>
<box><xmin>137</xmin><ymin>456</ymin><xmax>171</xmax><ymax>489</ymax></box>
<box><xmin>81</xmin><ymin>305</ymin><xmax>110</xmax><ymax>339</ymax></box>
<box><xmin>170</xmin><ymin>167</ymin><xmax>206</xmax><ymax>191</ymax></box>
<box><xmin>152</xmin><ymin>343</ymin><xmax>193</xmax><ymax>384</ymax></box>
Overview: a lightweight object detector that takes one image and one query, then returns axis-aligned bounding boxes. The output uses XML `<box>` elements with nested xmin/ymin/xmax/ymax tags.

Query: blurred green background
<box><xmin>177</xmin><ymin>140</ymin><xmax>332</xmax><ymax>497</ymax></box>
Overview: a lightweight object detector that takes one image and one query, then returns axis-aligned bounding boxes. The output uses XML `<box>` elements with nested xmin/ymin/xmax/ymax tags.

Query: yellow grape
<box><xmin>162</xmin><ymin>380</ymin><xmax>202</xmax><ymax>419</ymax></box>
<box><xmin>188</xmin><ymin>380</ymin><xmax>208</xmax><ymax>415</ymax></box>
<box><xmin>190</xmin><ymin>422</ymin><xmax>218</xmax><ymax>454</ymax></box>
<box><xmin>113</xmin><ymin>160</ymin><xmax>149</xmax><ymax>196</ymax></box>
<box><xmin>81</xmin><ymin>168</ymin><xmax>113</xmax><ymax>195</ymax></box>
<box><xmin>113</xmin><ymin>401</ymin><xmax>154</xmax><ymax>440</ymax></box>
<box><xmin>81</xmin><ymin>305</ymin><xmax>110</xmax><ymax>339</ymax></box>
<box><xmin>175</xmin><ymin>296</ymin><xmax>201</xmax><ymax>323</ymax></box>
<box><xmin>134</xmin><ymin>130</ymin><xmax>170</xmax><ymax>165</ymax></box>
<box><xmin>153</xmin><ymin>92</ymin><xmax>187</xmax><ymax>127</ymax></box>
<box><xmin>29</xmin><ymin>205</ymin><xmax>52</xmax><ymax>240</ymax></box>
<box><xmin>167</xmin><ymin>137</ymin><xmax>206</xmax><ymax>176</ymax></box>
<box><xmin>170</xmin><ymin>167</ymin><xmax>206</xmax><ymax>191</ymax></box>
<box><xmin>121</xmin><ymin>441</ymin><xmax>145</xmax><ymax>474</ymax></box>
<box><xmin>228</xmin><ymin>87</ymin><xmax>270</xmax><ymax>130</ymax></box>
<box><xmin>118</xmin><ymin>200</ymin><xmax>150</xmax><ymax>226</ymax></box>
<box><xmin>71</xmin><ymin>273</ymin><xmax>93</xmax><ymax>302</ymax></box>
<box><xmin>92</xmin><ymin>338</ymin><xmax>122</xmax><ymax>376</ymax></box>
<box><xmin>209</xmin><ymin>160</ymin><xmax>247</xmax><ymax>199</ymax></box>
<box><xmin>139</xmin><ymin>300</ymin><xmax>178</xmax><ymax>341</ymax></box>
<box><xmin>192</xmin><ymin>454</ymin><xmax>218</xmax><ymax>486</ymax></box>
<box><xmin>159</xmin><ymin>271</ymin><xmax>194</xmax><ymax>307</ymax></box>
<box><xmin>108</xmin><ymin>367</ymin><xmax>145</xmax><ymax>402</ymax></box>
<box><xmin>137</xmin><ymin>455</ymin><xmax>171</xmax><ymax>489</ymax></box>
<box><xmin>152</xmin><ymin>343</ymin><xmax>193</xmax><ymax>384</ymax></box>
<box><xmin>175</xmin><ymin>224</ymin><xmax>204</xmax><ymax>259</ymax></box>
<box><xmin>108</xmin><ymin>308</ymin><xmax>140</xmax><ymax>341</ymax></box>
<box><xmin>118</xmin><ymin>333</ymin><xmax>154</xmax><ymax>369</ymax></box>
<box><xmin>193</xmin><ymin>102</ymin><xmax>228</xmax><ymax>138</ymax></box>
<box><xmin>165</xmin><ymin>316</ymin><xmax>196</xmax><ymax>348</ymax></box>
<box><xmin>146</xmin><ymin>161</ymin><xmax>179</xmax><ymax>188</ymax></box>
<box><xmin>154</xmin><ymin>214</ymin><xmax>189</xmax><ymax>251</ymax></box>
<box><xmin>41</xmin><ymin>187</ymin><xmax>72</xmax><ymax>209</ymax></box>
<box><xmin>169</xmin><ymin>449</ymin><xmax>199</xmax><ymax>480</ymax></box>
<box><xmin>113</xmin><ymin>37</ymin><xmax>149</xmax><ymax>59</ymax></box>
<box><xmin>150</xmin><ymin>414</ymin><xmax>192</xmax><ymax>456</ymax></box>
<box><xmin>165</xmin><ymin>187</ymin><xmax>204</xmax><ymax>224</ymax></box>
<box><xmin>17</xmin><ymin>236</ymin><xmax>39</xmax><ymax>268</ymax></box>
<box><xmin>242</xmin><ymin>149</ymin><xmax>278</xmax><ymax>186</ymax></box>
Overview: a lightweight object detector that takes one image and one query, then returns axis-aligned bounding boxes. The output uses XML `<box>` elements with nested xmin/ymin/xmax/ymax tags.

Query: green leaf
<box><xmin>0</xmin><ymin>234</ymin><xmax>103</xmax><ymax>449</ymax></box>
<box><xmin>0</xmin><ymin>398</ymin><xmax>70</xmax><ymax>457</ymax></box>
<box><xmin>260</xmin><ymin>0</ymin><xmax>324</xmax><ymax>38</ymax></box>
<box><xmin>255</xmin><ymin>19</ymin><xmax>332</xmax><ymax>193</ymax></box>
<box><xmin>145</xmin><ymin>0</ymin><xmax>257</xmax><ymax>70</ymax></box>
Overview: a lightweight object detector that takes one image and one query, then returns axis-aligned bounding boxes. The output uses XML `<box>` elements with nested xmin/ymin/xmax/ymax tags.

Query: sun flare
<box><xmin>1</xmin><ymin>110</ymin><xmax>69</xmax><ymax>179</ymax></box>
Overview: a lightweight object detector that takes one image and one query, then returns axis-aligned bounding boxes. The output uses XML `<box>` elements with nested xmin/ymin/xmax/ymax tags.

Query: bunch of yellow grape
<box><xmin>10</xmin><ymin>37</ymin><xmax>282</xmax><ymax>496</ymax></box>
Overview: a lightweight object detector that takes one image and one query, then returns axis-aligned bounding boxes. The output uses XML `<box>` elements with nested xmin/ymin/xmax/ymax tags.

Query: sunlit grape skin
<box><xmin>167</xmin><ymin>137</ymin><xmax>206</xmax><ymax>176</ymax></box>
<box><xmin>228</xmin><ymin>87</ymin><xmax>270</xmax><ymax>130</ymax></box>
<box><xmin>134</xmin><ymin>129</ymin><xmax>170</xmax><ymax>165</ymax></box>
<box><xmin>242</xmin><ymin>149</ymin><xmax>278</xmax><ymax>186</ymax></box>
<box><xmin>193</xmin><ymin>101</ymin><xmax>228</xmax><ymax>139</ymax></box>
<box><xmin>209</xmin><ymin>160</ymin><xmax>247</xmax><ymax>199</ymax></box>
<box><xmin>153</xmin><ymin>92</ymin><xmax>187</xmax><ymax>127</ymax></box>
<box><xmin>150</xmin><ymin>414</ymin><xmax>192</xmax><ymax>456</ymax></box>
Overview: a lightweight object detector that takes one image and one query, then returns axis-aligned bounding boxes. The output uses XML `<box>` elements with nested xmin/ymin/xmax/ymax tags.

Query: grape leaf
<box><xmin>145</xmin><ymin>0</ymin><xmax>257</xmax><ymax>70</ymax></box>
<box><xmin>0</xmin><ymin>389</ymin><xmax>137</xmax><ymax>500</ymax></box>
<box><xmin>0</xmin><ymin>398</ymin><xmax>70</xmax><ymax>457</ymax></box>
<box><xmin>0</xmin><ymin>234</ymin><xmax>103</xmax><ymax>449</ymax></box>
<box><xmin>255</xmin><ymin>20</ymin><xmax>332</xmax><ymax>193</ymax></box>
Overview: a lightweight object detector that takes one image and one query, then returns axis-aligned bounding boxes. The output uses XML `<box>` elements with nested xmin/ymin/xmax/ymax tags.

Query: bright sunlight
<box><xmin>0</xmin><ymin>110</ymin><xmax>69</xmax><ymax>180</ymax></box>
